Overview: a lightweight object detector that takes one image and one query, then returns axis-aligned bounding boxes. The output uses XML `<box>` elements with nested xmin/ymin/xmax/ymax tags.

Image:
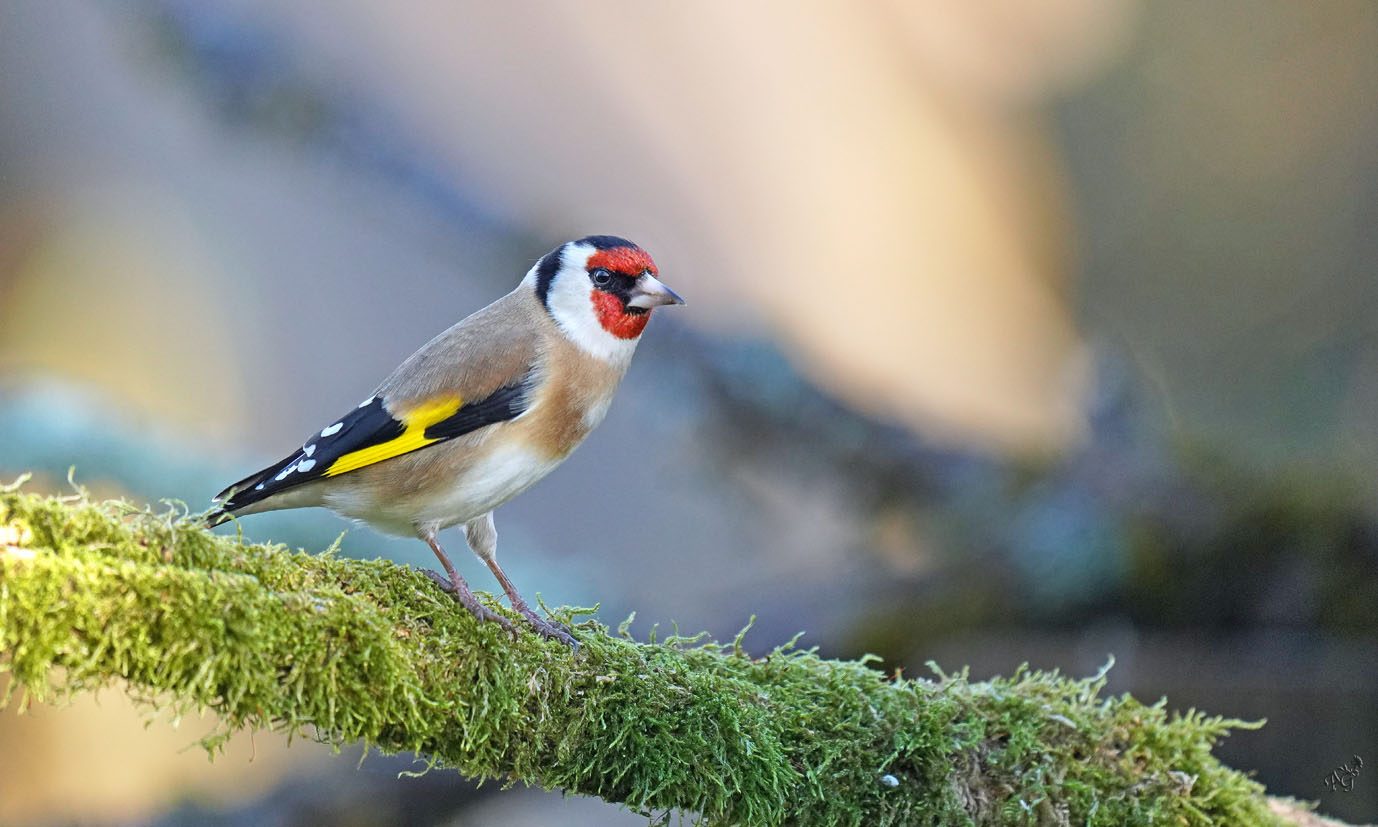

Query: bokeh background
<box><xmin>2</xmin><ymin>1</ymin><xmax>1376</xmax><ymax>823</ymax></box>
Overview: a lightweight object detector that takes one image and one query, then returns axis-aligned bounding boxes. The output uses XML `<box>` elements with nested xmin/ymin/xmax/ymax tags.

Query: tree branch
<box><xmin>0</xmin><ymin>482</ymin><xmax>1338</xmax><ymax>825</ymax></box>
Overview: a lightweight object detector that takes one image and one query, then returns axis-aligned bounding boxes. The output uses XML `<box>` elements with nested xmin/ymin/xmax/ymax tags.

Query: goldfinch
<box><xmin>208</xmin><ymin>236</ymin><xmax>684</xmax><ymax>645</ymax></box>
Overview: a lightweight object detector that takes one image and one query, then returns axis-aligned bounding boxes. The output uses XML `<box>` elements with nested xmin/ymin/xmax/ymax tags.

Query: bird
<box><xmin>207</xmin><ymin>236</ymin><xmax>684</xmax><ymax>646</ymax></box>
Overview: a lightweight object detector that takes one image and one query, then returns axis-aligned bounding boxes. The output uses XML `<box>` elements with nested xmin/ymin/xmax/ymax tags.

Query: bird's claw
<box><xmin>422</xmin><ymin>568</ymin><xmax>516</xmax><ymax>635</ymax></box>
<box><xmin>422</xmin><ymin>568</ymin><xmax>577</xmax><ymax>649</ymax></box>
<box><xmin>505</xmin><ymin>597</ymin><xmax>578</xmax><ymax>648</ymax></box>
<box><xmin>526</xmin><ymin>615</ymin><xmax>578</xmax><ymax>649</ymax></box>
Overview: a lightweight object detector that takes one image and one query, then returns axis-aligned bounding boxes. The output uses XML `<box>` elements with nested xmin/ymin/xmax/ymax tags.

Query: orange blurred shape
<box><xmin>267</xmin><ymin>0</ymin><xmax>1140</xmax><ymax>452</ymax></box>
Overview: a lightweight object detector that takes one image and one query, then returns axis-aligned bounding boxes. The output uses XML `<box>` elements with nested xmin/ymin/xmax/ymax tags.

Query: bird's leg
<box><xmin>419</xmin><ymin>527</ymin><xmax>515</xmax><ymax>635</ymax></box>
<box><xmin>464</xmin><ymin>513</ymin><xmax>576</xmax><ymax>647</ymax></box>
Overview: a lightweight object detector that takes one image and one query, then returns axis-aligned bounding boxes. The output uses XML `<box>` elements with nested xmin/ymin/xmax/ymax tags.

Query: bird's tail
<box><xmin>204</xmin><ymin>506</ymin><xmax>233</xmax><ymax>528</ymax></box>
<box><xmin>206</xmin><ymin>458</ymin><xmax>296</xmax><ymax>527</ymax></box>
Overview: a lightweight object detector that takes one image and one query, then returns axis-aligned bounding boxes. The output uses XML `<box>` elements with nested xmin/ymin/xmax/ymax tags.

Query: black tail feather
<box><xmin>212</xmin><ymin>464</ymin><xmax>279</xmax><ymax>505</ymax></box>
<box><xmin>207</xmin><ymin>453</ymin><xmax>303</xmax><ymax>524</ymax></box>
<box><xmin>205</xmin><ymin>506</ymin><xmax>233</xmax><ymax>528</ymax></box>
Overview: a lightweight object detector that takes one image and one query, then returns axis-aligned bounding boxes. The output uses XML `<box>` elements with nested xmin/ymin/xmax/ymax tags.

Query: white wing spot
<box><xmin>274</xmin><ymin>466</ymin><xmax>293</xmax><ymax>481</ymax></box>
<box><xmin>321</xmin><ymin>422</ymin><xmax>343</xmax><ymax>437</ymax></box>
<box><xmin>303</xmin><ymin>443</ymin><xmax>316</xmax><ymax>457</ymax></box>
<box><xmin>297</xmin><ymin>458</ymin><xmax>316</xmax><ymax>473</ymax></box>
<box><xmin>358</xmin><ymin>396</ymin><xmax>375</xmax><ymax>408</ymax></box>
<box><xmin>254</xmin><ymin>483</ymin><xmax>264</xmax><ymax>490</ymax></box>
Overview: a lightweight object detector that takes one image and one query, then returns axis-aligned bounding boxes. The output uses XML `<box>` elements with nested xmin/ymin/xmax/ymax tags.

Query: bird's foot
<box><xmin>423</xmin><ymin>569</ymin><xmax>576</xmax><ymax>648</ymax></box>
<box><xmin>419</xmin><ymin>568</ymin><xmax>453</xmax><ymax>592</ymax></box>
<box><xmin>528</xmin><ymin>615</ymin><xmax>578</xmax><ymax>648</ymax></box>
<box><xmin>511</xmin><ymin>602</ymin><xmax>578</xmax><ymax>648</ymax></box>
<box><xmin>421</xmin><ymin>568</ymin><xmax>516</xmax><ymax>635</ymax></box>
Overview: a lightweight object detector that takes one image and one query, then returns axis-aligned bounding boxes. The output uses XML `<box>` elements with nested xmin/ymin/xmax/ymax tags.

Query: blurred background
<box><xmin>1</xmin><ymin>0</ymin><xmax>1376</xmax><ymax>823</ymax></box>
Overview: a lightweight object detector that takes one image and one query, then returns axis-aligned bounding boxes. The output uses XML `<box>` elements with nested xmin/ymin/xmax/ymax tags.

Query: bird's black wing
<box><xmin>208</xmin><ymin>378</ymin><xmax>530</xmax><ymax>524</ymax></box>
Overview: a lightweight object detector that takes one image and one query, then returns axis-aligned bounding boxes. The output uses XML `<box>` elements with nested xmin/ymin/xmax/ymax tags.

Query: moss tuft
<box><xmin>0</xmin><ymin>483</ymin><xmax>1297</xmax><ymax>825</ymax></box>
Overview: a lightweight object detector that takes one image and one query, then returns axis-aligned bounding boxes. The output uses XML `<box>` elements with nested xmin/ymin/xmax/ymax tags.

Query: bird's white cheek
<box><xmin>547</xmin><ymin>279</ymin><xmax>639</xmax><ymax>365</ymax></box>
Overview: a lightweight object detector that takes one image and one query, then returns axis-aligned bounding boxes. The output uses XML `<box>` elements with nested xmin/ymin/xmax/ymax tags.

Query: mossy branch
<box><xmin>0</xmin><ymin>482</ymin><xmax>1340</xmax><ymax>826</ymax></box>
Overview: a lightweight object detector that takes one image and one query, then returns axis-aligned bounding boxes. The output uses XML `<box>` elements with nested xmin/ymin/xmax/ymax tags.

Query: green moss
<box><xmin>0</xmin><ymin>482</ymin><xmax>1295</xmax><ymax>825</ymax></box>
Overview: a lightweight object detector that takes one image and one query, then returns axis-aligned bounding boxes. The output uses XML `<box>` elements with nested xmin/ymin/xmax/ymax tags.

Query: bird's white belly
<box><xmin>320</xmin><ymin>443</ymin><xmax>561</xmax><ymax>537</ymax></box>
<box><xmin>416</xmin><ymin>443</ymin><xmax>562</xmax><ymax>529</ymax></box>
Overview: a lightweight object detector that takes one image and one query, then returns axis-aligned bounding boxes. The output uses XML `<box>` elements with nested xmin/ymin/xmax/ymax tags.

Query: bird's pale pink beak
<box><xmin>627</xmin><ymin>274</ymin><xmax>686</xmax><ymax>309</ymax></box>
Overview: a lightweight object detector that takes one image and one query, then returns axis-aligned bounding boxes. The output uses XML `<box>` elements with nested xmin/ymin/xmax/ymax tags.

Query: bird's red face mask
<box><xmin>585</xmin><ymin>246</ymin><xmax>683</xmax><ymax>339</ymax></box>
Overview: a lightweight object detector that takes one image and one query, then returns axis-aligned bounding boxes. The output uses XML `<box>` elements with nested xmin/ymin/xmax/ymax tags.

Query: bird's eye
<box><xmin>590</xmin><ymin>268</ymin><xmax>613</xmax><ymax>288</ymax></box>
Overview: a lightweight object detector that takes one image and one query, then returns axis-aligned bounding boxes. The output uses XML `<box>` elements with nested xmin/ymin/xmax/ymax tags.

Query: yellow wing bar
<box><xmin>324</xmin><ymin>395</ymin><xmax>463</xmax><ymax>477</ymax></box>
